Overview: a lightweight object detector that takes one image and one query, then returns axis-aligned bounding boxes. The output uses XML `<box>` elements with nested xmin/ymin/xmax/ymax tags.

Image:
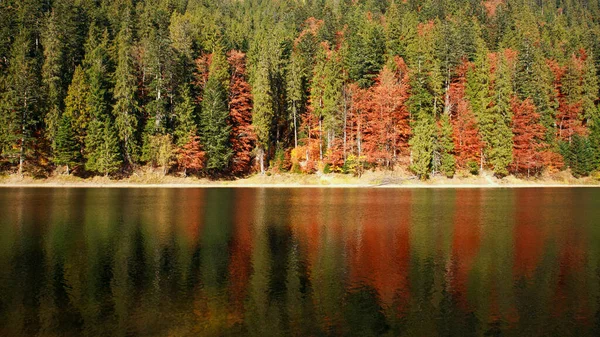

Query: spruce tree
<box><xmin>174</xmin><ymin>84</ymin><xmax>197</xmax><ymax>147</ymax></box>
<box><xmin>85</xmin><ymin>119</ymin><xmax>122</xmax><ymax>176</ymax></box>
<box><xmin>42</xmin><ymin>10</ymin><xmax>65</xmax><ymax>148</ymax></box>
<box><xmin>438</xmin><ymin>113</ymin><xmax>456</xmax><ymax>178</ymax></box>
<box><xmin>63</xmin><ymin>66</ymin><xmax>89</xmax><ymax>152</ymax></box>
<box><xmin>252</xmin><ymin>59</ymin><xmax>274</xmax><ymax>174</ymax></box>
<box><xmin>200</xmin><ymin>45</ymin><xmax>232</xmax><ymax>172</ymax></box>
<box><xmin>0</xmin><ymin>30</ymin><xmax>40</xmax><ymax>175</ymax></box>
<box><xmin>53</xmin><ymin>115</ymin><xmax>81</xmax><ymax>174</ymax></box>
<box><xmin>409</xmin><ymin>116</ymin><xmax>435</xmax><ymax>179</ymax></box>
<box><xmin>113</xmin><ymin>19</ymin><xmax>139</xmax><ymax>166</ymax></box>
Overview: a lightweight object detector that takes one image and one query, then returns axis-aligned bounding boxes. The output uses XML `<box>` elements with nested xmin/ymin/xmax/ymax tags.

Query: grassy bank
<box><xmin>0</xmin><ymin>169</ymin><xmax>599</xmax><ymax>188</ymax></box>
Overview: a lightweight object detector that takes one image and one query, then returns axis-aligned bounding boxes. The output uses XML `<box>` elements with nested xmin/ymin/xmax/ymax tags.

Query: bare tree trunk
<box><xmin>259</xmin><ymin>147</ymin><xmax>265</xmax><ymax>174</ymax></box>
<box><xmin>18</xmin><ymin>94</ymin><xmax>27</xmax><ymax>177</ymax></box>
<box><xmin>293</xmin><ymin>102</ymin><xmax>298</xmax><ymax>148</ymax></box>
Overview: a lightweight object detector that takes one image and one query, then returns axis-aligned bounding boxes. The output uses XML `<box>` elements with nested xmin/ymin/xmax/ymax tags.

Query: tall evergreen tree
<box><xmin>113</xmin><ymin>19</ymin><xmax>139</xmax><ymax>166</ymax></box>
<box><xmin>0</xmin><ymin>30</ymin><xmax>40</xmax><ymax>175</ymax></box>
<box><xmin>252</xmin><ymin>59</ymin><xmax>274</xmax><ymax>174</ymax></box>
<box><xmin>42</xmin><ymin>10</ymin><xmax>65</xmax><ymax>149</ymax></box>
<box><xmin>200</xmin><ymin>45</ymin><xmax>232</xmax><ymax>172</ymax></box>
<box><xmin>53</xmin><ymin>114</ymin><xmax>81</xmax><ymax>174</ymax></box>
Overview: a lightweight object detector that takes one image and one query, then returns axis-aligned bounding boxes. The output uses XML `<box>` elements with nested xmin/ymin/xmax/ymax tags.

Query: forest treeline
<box><xmin>2</xmin><ymin>0</ymin><xmax>600</xmax><ymax>179</ymax></box>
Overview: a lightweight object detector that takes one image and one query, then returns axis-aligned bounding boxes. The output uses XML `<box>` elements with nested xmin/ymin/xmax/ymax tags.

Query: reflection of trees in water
<box><xmin>1</xmin><ymin>188</ymin><xmax>600</xmax><ymax>336</ymax></box>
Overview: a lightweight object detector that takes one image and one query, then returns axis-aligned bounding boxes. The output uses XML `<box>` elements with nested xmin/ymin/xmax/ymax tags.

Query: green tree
<box><xmin>0</xmin><ymin>30</ymin><xmax>40</xmax><ymax>176</ymax></box>
<box><xmin>53</xmin><ymin>115</ymin><xmax>81</xmax><ymax>174</ymax></box>
<box><xmin>85</xmin><ymin>119</ymin><xmax>122</xmax><ymax>176</ymax></box>
<box><xmin>42</xmin><ymin>10</ymin><xmax>65</xmax><ymax>148</ymax></box>
<box><xmin>174</xmin><ymin>84</ymin><xmax>197</xmax><ymax>146</ymax></box>
<box><xmin>113</xmin><ymin>20</ymin><xmax>139</xmax><ymax>166</ymax></box>
<box><xmin>409</xmin><ymin>116</ymin><xmax>435</xmax><ymax>179</ymax></box>
<box><xmin>438</xmin><ymin>113</ymin><xmax>456</xmax><ymax>178</ymax></box>
<box><xmin>252</xmin><ymin>59</ymin><xmax>274</xmax><ymax>174</ymax></box>
<box><xmin>63</xmin><ymin>66</ymin><xmax>89</xmax><ymax>153</ymax></box>
<box><xmin>200</xmin><ymin>45</ymin><xmax>232</xmax><ymax>172</ymax></box>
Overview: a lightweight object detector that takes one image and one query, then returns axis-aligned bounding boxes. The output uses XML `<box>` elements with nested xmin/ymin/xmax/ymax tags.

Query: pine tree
<box><xmin>200</xmin><ymin>45</ymin><xmax>232</xmax><ymax>173</ymax></box>
<box><xmin>252</xmin><ymin>59</ymin><xmax>274</xmax><ymax>174</ymax></box>
<box><xmin>346</xmin><ymin>11</ymin><xmax>386</xmax><ymax>88</ymax></box>
<box><xmin>0</xmin><ymin>30</ymin><xmax>40</xmax><ymax>176</ymax></box>
<box><xmin>85</xmin><ymin>119</ymin><xmax>122</xmax><ymax>176</ymax></box>
<box><xmin>53</xmin><ymin>114</ymin><xmax>81</xmax><ymax>174</ymax></box>
<box><xmin>438</xmin><ymin>113</ymin><xmax>456</xmax><ymax>178</ymax></box>
<box><xmin>409</xmin><ymin>116</ymin><xmax>435</xmax><ymax>179</ymax></box>
<box><xmin>174</xmin><ymin>84</ymin><xmax>197</xmax><ymax>146</ymax></box>
<box><xmin>113</xmin><ymin>19</ymin><xmax>139</xmax><ymax>166</ymax></box>
<box><xmin>63</xmin><ymin>66</ymin><xmax>89</xmax><ymax>153</ymax></box>
<box><xmin>42</xmin><ymin>10</ymin><xmax>65</xmax><ymax>149</ymax></box>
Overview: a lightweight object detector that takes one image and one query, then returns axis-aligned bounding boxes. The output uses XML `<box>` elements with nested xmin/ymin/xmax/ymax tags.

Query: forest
<box><xmin>2</xmin><ymin>0</ymin><xmax>600</xmax><ymax>179</ymax></box>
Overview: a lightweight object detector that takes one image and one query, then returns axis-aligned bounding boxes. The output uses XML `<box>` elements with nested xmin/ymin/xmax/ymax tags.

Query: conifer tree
<box><xmin>200</xmin><ymin>45</ymin><xmax>232</xmax><ymax>172</ymax></box>
<box><xmin>85</xmin><ymin>119</ymin><xmax>122</xmax><ymax>176</ymax></box>
<box><xmin>53</xmin><ymin>115</ymin><xmax>81</xmax><ymax>174</ymax></box>
<box><xmin>113</xmin><ymin>19</ymin><xmax>139</xmax><ymax>166</ymax></box>
<box><xmin>174</xmin><ymin>84</ymin><xmax>197</xmax><ymax>146</ymax></box>
<box><xmin>63</xmin><ymin>66</ymin><xmax>89</xmax><ymax>153</ymax></box>
<box><xmin>438</xmin><ymin>113</ymin><xmax>456</xmax><ymax>178</ymax></box>
<box><xmin>409</xmin><ymin>116</ymin><xmax>435</xmax><ymax>179</ymax></box>
<box><xmin>485</xmin><ymin>51</ymin><xmax>515</xmax><ymax>177</ymax></box>
<box><xmin>252</xmin><ymin>59</ymin><xmax>274</xmax><ymax>174</ymax></box>
<box><xmin>42</xmin><ymin>10</ymin><xmax>65</xmax><ymax>148</ymax></box>
<box><xmin>0</xmin><ymin>30</ymin><xmax>40</xmax><ymax>176</ymax></box>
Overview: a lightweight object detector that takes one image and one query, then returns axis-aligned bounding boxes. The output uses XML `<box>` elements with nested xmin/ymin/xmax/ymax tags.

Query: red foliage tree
<box><xmin>548</xmin><ymin>58</ymin><xmax>586</xmax><ymax>142</ymax></box>
<box><xmin>352</xmin><ymin>56</ymin><xmax>411</xmax><ymax>168</ymax></box>
<box><xmin>510</xmin><ymin>98</ymin><xmax>547</xmax><ymax>175</ymax></box>
<box><xmin>449</xmin><ymin>61</ymin><xmax>483</xmax><ymax>169</ymax></box>
<box><xmin>227</xmin><ymin>50</ymin><xmax>256</xmax><ymax>175</ymax></box>
<box><xmin>177</xmin><ymin>134</ymin><xmax>205</xmax><ymax>176</ymax></box>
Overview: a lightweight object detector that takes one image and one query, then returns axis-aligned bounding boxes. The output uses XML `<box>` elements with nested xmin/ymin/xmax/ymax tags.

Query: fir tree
<box><xmin>42</xmin><ymin>10</ymin><xmax>65</xmax><ymax>148</ymax></box>
<box><xmin>174</xmin><ymin>84</ymin><xmax>197</xmax><ymax>146</ymax></box>
<box><xmin>409</xmin><ymin>116</ymin><xmax>435</xmax><ymax>179</ymax></box>
<box><xmin>200</xmin><ymin>45</ymin><xmax>232</xmax><ymax>172</ymax></box>
<box><xmin>438</xmin><ymin>113</ymin><xmax>456</xmax><ymax>178</ymax></box>
<box><xmin>85</xmin><ymin>119</ymin><xmax>122</xmax><ymax>176</ymax></box>
<box><xmin>113</xmin><ymin>19</ymin><xmax>139</xmax><ymax>166</ymax></box>
<box><xmin>53</xmin><ymin>115</ymin><xmax>81</xmax><ymax>174</ymax></box>
<box><xmin>252</xmin><ymin>59</ymin><xmax>274</xmax><ymax>174</ymax></box>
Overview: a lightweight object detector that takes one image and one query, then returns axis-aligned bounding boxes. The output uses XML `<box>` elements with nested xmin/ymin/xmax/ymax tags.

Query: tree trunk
<box><xmin>259</xmin><ymin>147</ymin><xmax>265</xmax><ymax>174</ymax></box>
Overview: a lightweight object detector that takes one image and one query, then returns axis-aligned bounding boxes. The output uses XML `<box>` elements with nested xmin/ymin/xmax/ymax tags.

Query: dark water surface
<box><xmin>1</xmin><ymin>188</ymin><xmax>599</xmax><ymax>337</ymax></box>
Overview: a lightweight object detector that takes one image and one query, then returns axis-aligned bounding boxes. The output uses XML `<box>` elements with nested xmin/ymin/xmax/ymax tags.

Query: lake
<box><xmin>0</xmin><ymin>187</ymin><xmax>599</xmax><ymax>336</ymax></box>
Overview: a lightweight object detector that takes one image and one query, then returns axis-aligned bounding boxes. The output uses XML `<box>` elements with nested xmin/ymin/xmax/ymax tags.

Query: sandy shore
<box><xmin>1</xmin><ymin>171</ymin><xmax>599</xmax><ymax>189</ymax></box>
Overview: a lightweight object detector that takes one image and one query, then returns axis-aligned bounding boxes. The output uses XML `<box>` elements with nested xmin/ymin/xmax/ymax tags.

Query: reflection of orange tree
<box><xmin>448</xmin><ymin>189</ymin><xmax>482</xmax><ymax>311</ymax></box>
<box><xmin>346</xmin><ymin>189</ymin><xmax>412</xmax><ymax>312</ymax></box>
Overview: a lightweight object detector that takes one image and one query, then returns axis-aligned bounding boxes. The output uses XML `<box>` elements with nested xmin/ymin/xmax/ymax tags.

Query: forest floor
<box><xmin>0</xmin><ymin>168</ymin><xmax>599</xmax><ymax>188</ymax></box>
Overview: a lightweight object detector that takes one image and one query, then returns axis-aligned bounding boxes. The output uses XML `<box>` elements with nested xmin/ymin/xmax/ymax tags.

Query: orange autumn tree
<box><xmin>449</xmin><ymin>61</ymin><xmax>483</xmax><ymax>169</ymax></box>
<box><xmin>228</xmin><ymin>50</ymin><xmax>255</xmax><ymax>175</ymax></box>
<box><xmin>510</xmin><ymin>98</ymin><xmax>547</xmax><ymax>176</ymax></box>
<box><xmin>353</xmin><ymin>56</ymin><xmax>411</xmax><ymax>168</ymax></box>
<box><xmin>548</xmin><ymin>57</ymin><xmax>587</xmax><ymax>142</ymax></box>
<box><xmin>177</xmin><ymin>134</ymin><xmax>205</xmax><ymax>176</ymax></box>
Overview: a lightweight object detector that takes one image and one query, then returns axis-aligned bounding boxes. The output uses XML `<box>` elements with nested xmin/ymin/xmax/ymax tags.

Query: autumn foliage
<box><xmin>348</xmin><ymin>56</ymin><xmax>411</xmax><ymax>168</ymax></box>
<box><xmin>449</xmin><ymin>61</ymin><xmax>483</xmax><ymax>169</ymax></box>
<box><xmin>510</xmin><ymin>98</ymin><xmax>547</xmax><ymax>175</ymax></box>
<box><xmin>227</xmin><ymin>51</ymin><xmax>256</xmax><ymax>175</ymax></box>
<box><xmin>177</xmin><ymin>134</ymin><xmax>205</xmax><ymax>176</ymax></box>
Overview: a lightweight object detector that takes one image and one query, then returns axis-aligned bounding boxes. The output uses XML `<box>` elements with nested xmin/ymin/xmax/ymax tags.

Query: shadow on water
<box><xmin>0</xmin><ymin>187</ymin><xmax>599</xmax><ymax>336</ymax></box>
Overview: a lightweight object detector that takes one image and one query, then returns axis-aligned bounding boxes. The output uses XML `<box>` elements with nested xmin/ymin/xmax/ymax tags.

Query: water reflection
<box><xmin>0</xmin><ymin>188</ymin><xmax>599</xmax><ymax>336</ymax></box>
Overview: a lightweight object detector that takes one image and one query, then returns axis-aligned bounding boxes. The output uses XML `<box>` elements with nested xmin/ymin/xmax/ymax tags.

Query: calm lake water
<box><xmin>0</xmin><ymin>188</ymin><xmax>599</xmax><ymax>337</ymax></box>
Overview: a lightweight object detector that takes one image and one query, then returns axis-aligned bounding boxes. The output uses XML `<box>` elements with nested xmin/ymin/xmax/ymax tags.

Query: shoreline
<box><xmin>1</xmin><ymin>171</ymin><xmax>599</xmax><ymax>189</ymax></box>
